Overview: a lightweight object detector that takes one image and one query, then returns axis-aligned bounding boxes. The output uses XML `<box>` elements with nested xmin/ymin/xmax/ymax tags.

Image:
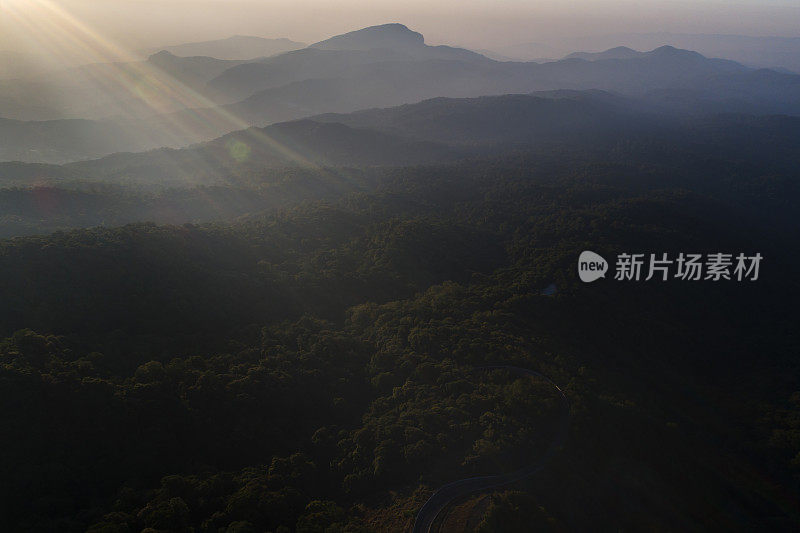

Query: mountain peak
<box><xmin>310</xmin><ymin>23</ymin><xmax>425</xmax><ymax>51</ymax></box>
<box><xmin>147</xmin><ymin>50</ymin><xmax>178</xmax><ymax>63</ymax></box>
<box><xmin>606</xmin><ymin>46</ymin><xmax>638</xmax><ymax>54</ymax></box>
<box><xmin>648</xmin><ymin>45</ymin><xmax>704</xmax><ymax>59</ymax></box>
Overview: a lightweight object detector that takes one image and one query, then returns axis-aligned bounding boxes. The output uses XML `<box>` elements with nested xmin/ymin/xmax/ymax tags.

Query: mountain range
<box><xmin>556</xmin><ymin>33</ymin><xmax>800</xmax><ymax>73</ymax></box>
<box><xmin>143</xmin><ymin>35</ymin><xmax>306</xmax><ymax>60</ymax></box>
<box><xmin>2</xmin><ymin>23</ymin><xmax>800</xmax><ymax>165</ymax></box>
<box><xmin>489</xmin><ymin>33</ymin><xmax>800</xmax><ymax>73</ymax></box>
<box><xmin>3</xmin><ymin>90</ymin><xmax>800</xmax><ymax>191</ymax></box>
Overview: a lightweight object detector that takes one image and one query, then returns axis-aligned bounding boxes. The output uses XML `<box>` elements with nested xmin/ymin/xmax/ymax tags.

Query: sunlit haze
<box><xmin>1</xmin><ymin>0</ymin><xmax>799</xmax><ymax>61</ymax></box>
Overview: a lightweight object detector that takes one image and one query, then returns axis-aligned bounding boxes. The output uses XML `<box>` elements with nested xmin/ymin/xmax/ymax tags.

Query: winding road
<box><xmin>412</xmin><ymin>366</ymin><xmax>570</xmax><ymax>533</ymax></box>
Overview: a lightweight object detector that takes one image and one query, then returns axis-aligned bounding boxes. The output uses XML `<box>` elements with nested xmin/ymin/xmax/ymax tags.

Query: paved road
<box><xmin>412</xmin><ymin>366</ymin><xmax>570</xmax><ymax>533</ymax></box>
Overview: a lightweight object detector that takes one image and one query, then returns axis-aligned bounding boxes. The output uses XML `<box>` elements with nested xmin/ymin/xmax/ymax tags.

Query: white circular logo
<box><xmin>578</xmin><ymin>251</ymin><xmax>608</xmax><ymax>282</ymax></box>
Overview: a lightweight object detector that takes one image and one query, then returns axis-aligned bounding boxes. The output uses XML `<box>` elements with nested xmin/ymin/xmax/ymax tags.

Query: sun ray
<box><xmin>1</xmin><ymin>0</ymin><xmax>366</xmax><ymax>187</ymax></box>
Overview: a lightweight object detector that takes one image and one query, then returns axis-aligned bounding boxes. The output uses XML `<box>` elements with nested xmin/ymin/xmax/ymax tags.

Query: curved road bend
<box><xmin>412</xmin><ymin>366</ymin><xmax>570</xmax><ymax>533</ymax></box>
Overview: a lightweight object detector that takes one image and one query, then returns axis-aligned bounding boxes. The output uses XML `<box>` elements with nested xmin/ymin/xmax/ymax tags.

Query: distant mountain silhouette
<box><xmin>149</xmin><ymin>35</ymin><xmax>306</xmax><ymax>60</ymax></box>
<box><xmin>5</xmin><ymin>24</ymin><xmax>800</xmax><ymax>164</ymax></box>
<box><xmin>0</xmin><ymin>92</ymin><xmax>648</xmax><ymax>184</ymax></box>
<box><xmin>206</xmin><ymin>48</ymin><xmax>419</xmax><ymax>103</ymax></box>
<box><xmin>310</xmin><ymin>23</ymin><xmax>424</xmax><ymax>51</ymax></box>
<box><xmin>55</xmin><ymin>120</ymin><xmax>456</xmax><ymax>186</ymax></box>
<box><xmin>145</xmin><ymin>51</ymin><xmax>246</xmax><ymax>87</ymax></box>
<box><xmin>208</xmin><ymin>24</ymin><xmax>489</xmax><ymax>102</ymax></box>
<box><xmin>554</xmin><ymin>33</ymin><xmax>800</xmax><ymax>73</ymax></box>
<box><xmin>564</xmin><ymin>47</ymin><xmax>644</xmax><ymax>61</ymax></box>
<box><xmin>311</xmin><ymin>91</ymin><xmax>664</xmax><ymax>144</ymax></box>
<box><xmin>5</xmin><ymin>89</ymin><xmax>800</xmax><ymax>186</ymax></box>
<box><xmin>309</xmin><ymin>24</ymin><xmax>487</xmax><ymax>62</ymax></box>
<box><xmin>220</xmin><ymin>60</ymin><xmax>522</xmax><ymax>123</ymax></box>
<box><xmin>202</xmin><ymin>24</ymin><xmax>798</xmax><ymax>123</ymax></box>
<box><xmin>214</xmin><ymin>40</ymin><xmax>800</xmax><ymax>127</ymax></box>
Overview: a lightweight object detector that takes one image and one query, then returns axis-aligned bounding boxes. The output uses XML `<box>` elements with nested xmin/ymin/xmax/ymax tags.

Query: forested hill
<box><xmin>1</xmin><ymin>134</ymin><xmax>799</xmax><ymax>530</ymax></box>
<box><xmin>1</xmin><ymin>92</ymin><xmax>799</xmax><ymax>242</ymax></box>
<box><xmin>3</xmin><ymin>91</ymin><xmax>800</xmax><ymax>192</ymax></box>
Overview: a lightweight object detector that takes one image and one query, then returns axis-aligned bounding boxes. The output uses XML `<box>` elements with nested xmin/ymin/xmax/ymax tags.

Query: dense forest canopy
<box><xmin>1</xmin><ymin>114</ymin><xmax>799</xmax><ymax>530</ymax></box>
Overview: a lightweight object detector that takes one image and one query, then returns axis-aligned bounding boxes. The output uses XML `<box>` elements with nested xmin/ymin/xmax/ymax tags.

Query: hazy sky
<box><xmin>1</xmin><ymin>0</ymin><xmax>799</xmax><ymax>55</ymax></box>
